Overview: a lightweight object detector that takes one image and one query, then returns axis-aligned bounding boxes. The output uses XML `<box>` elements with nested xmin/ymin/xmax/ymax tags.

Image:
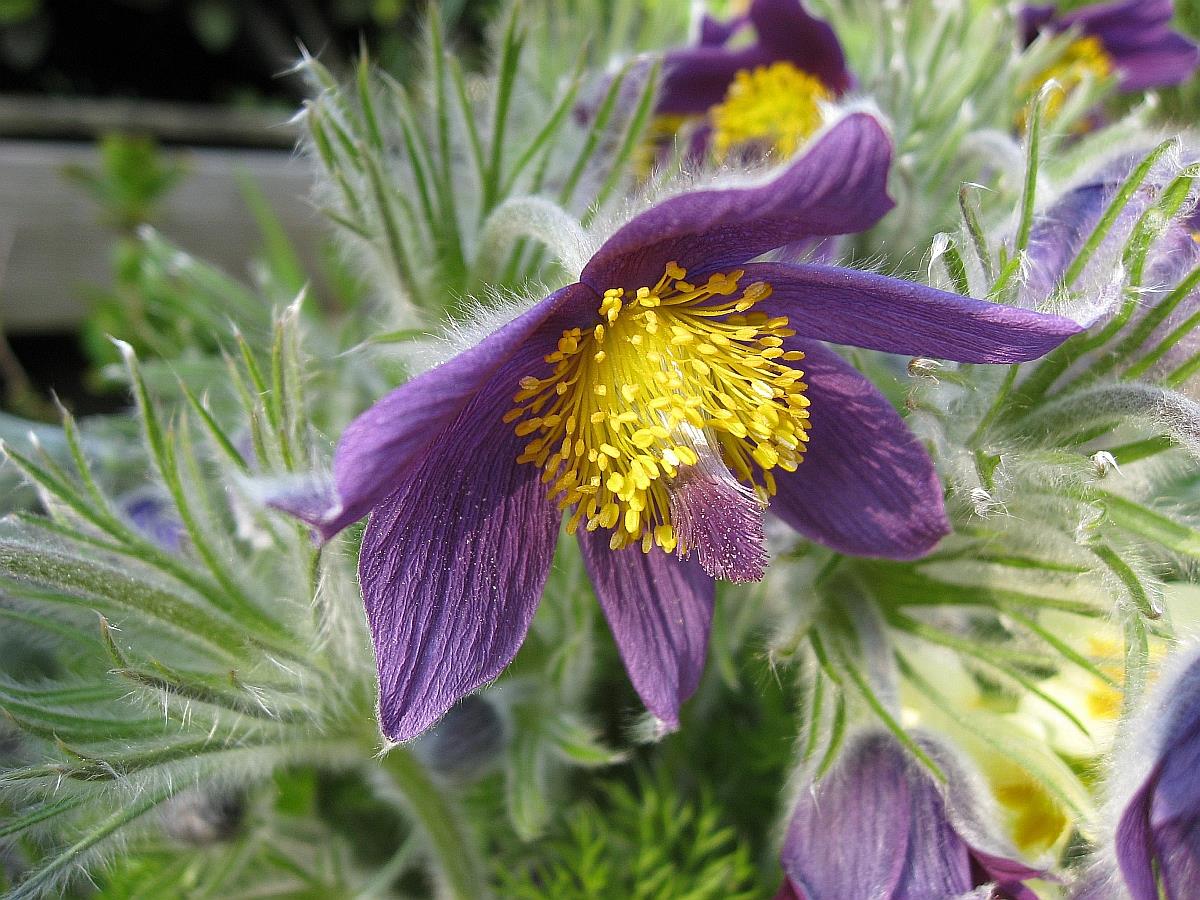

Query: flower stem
<box><xmin>378</xmin><ymin>747</ymin><xmax>489</xmax><ymax>900</ymax></box>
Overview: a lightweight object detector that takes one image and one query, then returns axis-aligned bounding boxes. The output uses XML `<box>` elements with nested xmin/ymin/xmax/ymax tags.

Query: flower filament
<box><xmin>710</xmin><ymin>61</ymin><xmax>832</xmax><ymax>159</ymax></box>
<box><xmin>507</xmin><ymin>264</ymin><xmax>810</xmax><ymax>556</ymax></box>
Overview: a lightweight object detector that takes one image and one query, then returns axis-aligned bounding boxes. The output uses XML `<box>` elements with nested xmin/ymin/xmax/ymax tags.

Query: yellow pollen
<box><xmin>710</xmin><ymin>61</ymin><xmax>832</xmax><ymax>160</ymax></box>
<box><xmin>507</xmin><ymin>264</ymin><xmax>810</xmax><ymax>554</ymax></box>
<box><xmin>1019</xmin><ymin>35</ymin><xmax>1113</xmax><ymax>130</ymax></box>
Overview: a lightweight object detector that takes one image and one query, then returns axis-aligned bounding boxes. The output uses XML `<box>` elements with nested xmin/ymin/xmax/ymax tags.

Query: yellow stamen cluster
<box><xmin>506</xmin><ymin>264</ymin><xmax>810</xmax><ymax>554</ymax></box>
<box><xmin>1020</xmin><ymin>35</ymin><xmax>1113</xmax><ymax>129</ymax></box>
<box><xmin>710</xmin><ymin>61</ymin><xmax>832</xmax><ymax>160</ymax></box>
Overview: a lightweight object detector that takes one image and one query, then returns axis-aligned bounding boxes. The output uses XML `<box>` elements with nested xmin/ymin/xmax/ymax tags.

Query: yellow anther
<box><xmin>1019</xmin><ymin>35</ymin><xmax>1113</xmax><ymax>130</ymax></box>
<box><xmin>507</xmin><ymin>263</ymin><xmax>810</xmax><ymax>554</ymax></box>
<box><xmin>710</xmin><ymin>61</ymin><xmax>832</xmax><ymax>159</ymax></box>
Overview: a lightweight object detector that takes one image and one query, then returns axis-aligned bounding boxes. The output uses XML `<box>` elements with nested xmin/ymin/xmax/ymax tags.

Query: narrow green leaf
<box><xmin>1095</xmin><ymin>490</ymin><xmax>1200</xmax><ymax>557</ymax></box>
<box><xmin>0</xmin><ymin>796</ymin><xmax>87</xmax><ymax>839</ymax></box>
<box><xmin>1092</xmin><ymin>542</ymin><xmax>1161</xmax><ymax>619</ymax></box>
<box><xmin>482</xmin><ymin>2</ymin><xmax>524</xmax><ymax>214</ymax></box>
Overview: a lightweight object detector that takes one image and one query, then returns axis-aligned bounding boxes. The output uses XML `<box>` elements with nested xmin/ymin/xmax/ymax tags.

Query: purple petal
<box><xmin>578</xmin><ymin>532</ymin><xmax>714</xmax><ymax>729</ymax></box>
<box><xmin>582</xmin><ymin>113</ymin><xmax>894</xmax><ymax>293</ymax></box>
<box><xmin>698</xmin><ymin>11</ymin><xmax>747</xmax><ymax>47</ymax></box>
<box><xmin>117</xmin><ymin>490</ymin><xmax>186</xmax><ymax>553</ymax></box>
<box><xmin>969</xmin><ymin>851</ymin><xmax>1045</xmax><ymax>900</ymax></box>
<box><xmin>1020</xmin><ymin>4</ymin><xmax>1057</xmax><ymax>44</ymax></box>
<box><xmin>301</xmin><ymin>284</ymin><xmax>596</xmax><ymax>539</ymax></box>
<box><xmin>1024</xmin><ymin>180</ymin><xmax>1114</xmax><ymax>301</ymax></box>
<box><xmin>780</xmin><ymin>733</ymin><xmax>914</xmax><ymax>897</ymax></box>
<box><xmin>1113</xmin><ymin>652</ymin><xmax>1200</xmax><ymax>899</ymax></box>
<box><xmin>1109</xmin><ymin>34</ymin><xmax>1200</xmax><ymax>91</ymax></box>
<box><xmin>355</xmin><ymin>299</ymin><xmax>605</xmax><ymax>740</ymax></box>
<box><xmin>658</xmin><ymin>0</ymin><xmax>848</xmax><ymax>116</ymax></box>
<box><xmin>781</xmin><ymin>733</ymin><xmax>1041</xmax><ymax>899</ymax></box>
<box><xmin>1060</xmin><ymin>0</ymin><xmax>1175</xmax><ymax>37</ymax></box>
<box><xmin>745</xmin><ymin>262</ymin><xmax>1082</xmax><ymax>362</ymax></box>
<box><xmin>360</xmin><ymin>398</ymin><xmax>561</xmax><ymax>741</ymax></box>
<box><xmin>670</xmin><ymin>464</ymin><xmax>768</xmax><ymax>583</ymax></box>
<box><xmin>1030</xmin><ymin>0</ymin><xmax>1200</xmax><ymax>90</ymax></box>
<box><xmin>769</xmin><ymin>342</ymin><xmax>949</xmax><ymax>560</ymax></box>
<box><xmin>657</xmin><ymin>45</ymin><xmax>774</xmax><ymax>116</ymax></box>
<box><xmin>748</xmin><ymin>0</ymin><xmax>851</xmax><ymax>93</ymax></box>
<box><xmin>1115</xmin><ymin>779</ymin><xmax>1161</xmax><ymax>900</ymax></box>
<box><xmin>897</xmin><ymin>783</ymin><xmax>977</xmax><ymax>896</ymax></box>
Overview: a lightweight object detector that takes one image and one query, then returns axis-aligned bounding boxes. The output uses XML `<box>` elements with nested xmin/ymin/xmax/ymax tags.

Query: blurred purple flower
<box><xmin>653</xmin><ymin>0</ymin><xmax>852</xmax><ymax>160</ymax></box>
<box><xmin>777</xmin><ymin>732</ymin><xmax>1044</xmax><ymax>900</ymax></box>
<box><xmin>118</xmin><ymin>489</ymin><xmax>186</xmax><ymax>553</ymax></box>
<box><xmin>1019</xmin><ymin>152</ymin><xmax>1200</xmax><ymax>381</ymax></box>
<box><xmin>1112</xmin><ymin>648</ymin><xmax>1200</xmax><ymax>899</ymax></box>
<box><xmin>280</xmin><ymin>113</ymin><xmax>1079</xmax><ymax>742</ymax></box>
<box><xmin>659</xmin><ymin>0</ymin><xmax>850</xmax><ymax>116</ymax></box>
<box><xmin>1021</xmin><ymin>0</ymin><xmax>1198</xmax><ymax>92</ymax></box>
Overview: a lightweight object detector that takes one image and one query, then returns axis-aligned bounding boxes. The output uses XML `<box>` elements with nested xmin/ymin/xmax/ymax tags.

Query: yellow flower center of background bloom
<box><xmin>1020</xmin><ymin>35</ymin><xmax>1113</xmax><ymax>128</ymax></box>
<box><xmin>710</xmin><ymin>61</ymin><xmax>832</xmax><ymax>160</ymax></box>
<box><xmin>506</xmin><ymin>264</ymin><xmax>810</xmax><ymax>554</ymax></box>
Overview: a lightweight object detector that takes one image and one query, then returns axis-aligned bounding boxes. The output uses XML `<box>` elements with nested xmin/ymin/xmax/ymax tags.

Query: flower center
<box><xmin>1020</xmin><ymin>35</ymin><xmax>1112</xmax><ymax>128</ymax></box>
<box><xmin>710</xmin><ymin>61</ymin><xmax>832</xmax><ymax>160</ymax></box>
<box><xmin>507</xmin><ymin>264</ymin><xmax>810</xmax><ymax>556</ymax></box>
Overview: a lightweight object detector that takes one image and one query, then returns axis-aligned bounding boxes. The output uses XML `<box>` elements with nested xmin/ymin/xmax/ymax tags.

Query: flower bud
<box><xmin>777</xmin><ymin>731</ymin><xmax>1042</xmax><ymax>899</ymax></box>
<box><xmin>1108</xmin><ymin>644</ymin><xmax>1200</xmax><ymax>898</ymax></box>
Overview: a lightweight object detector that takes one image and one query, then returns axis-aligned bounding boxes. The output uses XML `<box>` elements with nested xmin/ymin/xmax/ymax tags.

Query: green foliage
<box><xmin>64</xmin><ymin>135</ymin><xmax>186</xmax><ymax>234</ymax></box>
<box><xmin>7</xmin><ymin>1</ymin><xmax>1200</xmax><ymax>897</ymax></box>
<box><xmin>494</xmin><ymin>768</ymin><xmax>760</xmax><ymax>900</ymax></box>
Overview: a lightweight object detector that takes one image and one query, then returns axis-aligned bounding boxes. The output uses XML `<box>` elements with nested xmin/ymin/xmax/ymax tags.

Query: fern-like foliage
<box><xmin>494</xmin><ymin>767</ymin><xmax>759</xmax><ymax>899</ymax></box>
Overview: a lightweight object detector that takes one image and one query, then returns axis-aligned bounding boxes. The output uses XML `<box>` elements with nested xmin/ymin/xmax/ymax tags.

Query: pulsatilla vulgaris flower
<box><xmin>656</xmin><ymin>0</ymin><xmax>852</xmax><ymax>160</ymax></box>
<box><xmin>284</xmin><ymin>113</ymin><xmax>1079</xmax><ymax>742</ymax></box>
<box><xmin>777</xmin><ymin>732</ymin><xmax>1044</xmax><ymax>900</ymax></box>
<box><xmin>1020</xmin><ymin>0</ymin><xmax>1199</xmax><ymax>101</ymax></box>
<box><xmin>1107</xmin><ymin>645</ymin><xmax>1200</xmax><ymax>899</ymax></box>
<box><xmin>1020</xmin><ymin>152</ymin><xmax>1200</xmax><ymax>383</ymax></box>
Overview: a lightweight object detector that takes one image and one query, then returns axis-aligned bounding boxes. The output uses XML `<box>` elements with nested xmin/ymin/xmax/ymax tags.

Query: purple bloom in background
<box><xmin>655</xmin><ymin>0</ymin><xmax>852</xmax><ymax>160</ymax></box>
<box><xmin>777</xmin><ymin>732</ymin><xmax>1044</xmax><ymax>900</ymax></box>
<box><xmin>1019</xmin><ymin>152</ymin><xmax>1200</xmax><ymax>383</ymax></box>
<box><xmin>1111</xmin><ymin>648</ymin><xmax>1200</xmax><ymax>899</ymax></box>
<box><xmin>1021</xmin><ymin>0</ymin><xmax>1198</xmax><ymax>93</ymax></box>
<box><xmin>282</xmin><ymin>112</ymin><xmax>1080</xmax><ymax>742</ymax></box>
<box><xmin>118</xmin><ymin>489</ymin><xmax>187</xmax><ymax>553</ymax></box>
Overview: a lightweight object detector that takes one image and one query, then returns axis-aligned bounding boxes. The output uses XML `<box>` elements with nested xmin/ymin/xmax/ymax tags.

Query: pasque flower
<box><xmin>776</xmin><ymin>732</ymin><xmax>1044</xmax><ymax>900</ymax></box>
<box><xmin>1019</xmin><ymin>152</ymin><xmax>1200</xmax><ymax>382</ymax></box>
<box><xmin>656</xmin><ymin>0</ymin><xmax>852</xmax><ymax>160</ymax></box>
<box><xmin>284</xmin><ymin>112</ymin><xmax>1079</xmax><ymax>742</ymax></box>
<box><xmin>1107</xmin><ymin>646</ymin><xmax>1200</xmax><ymax>899</ymax></box>
<box><xmin>1020</xmin><ymin>0</ymin><xmax>1199</xmax><ymax>99</ymax></box>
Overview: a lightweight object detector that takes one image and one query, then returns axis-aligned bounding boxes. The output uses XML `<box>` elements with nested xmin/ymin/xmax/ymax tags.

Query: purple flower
<box><xmin>1020</xmin><ymin>153</ymin><xmax>1200</xmax><ymax>380</ymax></box>
<box><xmin>284</xmin><ymin>113</ymin><xmax>1080</xmax><ymax>742</ymax></box>
<box><xmin>777</xmin><ymin>732</ymin><xmax>1045</xmax><ymax>900</ymax></box>
<box><xmin>1021</xmin><ymin>0</ymin><xmax>1199</xmax><ymax>93</ymax></box>
<box><xmin>656</xmin><ymin>0</ymin><xmax>852</xmax><ymax>160</ymax></box>
<box><xmin>1111</xmin><ymin>648</ymin><xmax>1200</xmax><ymax>899</ymax></box>
<box><xmin>118</xmin><ymin>489</ymin><xmax>186</xmax><ymax>553</ymax></box>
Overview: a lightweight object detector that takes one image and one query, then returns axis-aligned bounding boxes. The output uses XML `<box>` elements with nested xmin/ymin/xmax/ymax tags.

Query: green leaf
<box><xmin>1095</xmin><ymin>490</ymin><xmax>1200</xmax><ymax>558</ymax></box>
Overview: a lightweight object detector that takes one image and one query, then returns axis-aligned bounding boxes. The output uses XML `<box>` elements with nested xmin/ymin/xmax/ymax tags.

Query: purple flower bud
<box><xmin>778</xmin><ymin>732</ymin><xmax>1043</xmax><ymax>899</ymax></box>
<box><xmin>1111</xmin><ymin>647</ymin><xmax>1200</xmax><ymax>898</ymax></box>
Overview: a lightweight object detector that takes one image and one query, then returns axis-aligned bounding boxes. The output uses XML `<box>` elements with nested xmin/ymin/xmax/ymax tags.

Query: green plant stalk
<box><xmin>380</xmin><ymin>748</ymin><xmax>489</xmax><ymax>900</ymax></box>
